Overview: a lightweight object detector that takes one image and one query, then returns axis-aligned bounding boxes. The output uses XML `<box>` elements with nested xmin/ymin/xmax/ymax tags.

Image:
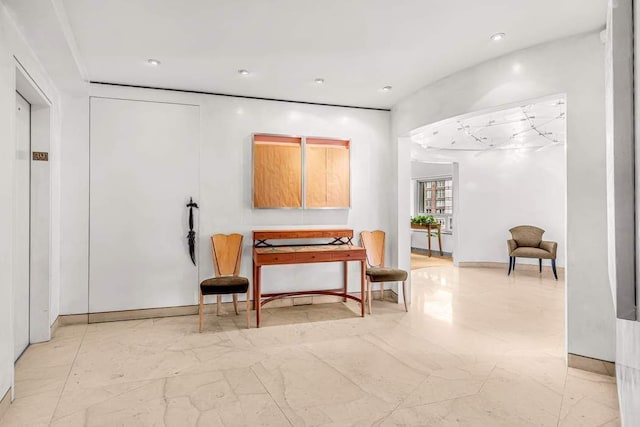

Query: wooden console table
<box><xmin>252</xmin><ymin>229</ymin><xmax>366</xmax><ymax>328</ymax></box>
<box><xmin>411</xmin><ymin>223</ymin><xmax>443</xmax><ymax>257</ymax></box>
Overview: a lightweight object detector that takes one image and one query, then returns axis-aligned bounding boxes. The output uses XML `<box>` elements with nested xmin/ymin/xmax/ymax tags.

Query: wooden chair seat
<box><xmin>200</xmin><ymin>276</ymin><xmax>249</xmax><ymax>294</ymax></box>
<box><xmin>366</xmin><ymin>267</ymin><xmax>408</xmax><ymax>282</ymax></box>
<box><xmin>510</xmin><ymin>247</ymin><xmax>554</xmax><ymax>260</ymax></box>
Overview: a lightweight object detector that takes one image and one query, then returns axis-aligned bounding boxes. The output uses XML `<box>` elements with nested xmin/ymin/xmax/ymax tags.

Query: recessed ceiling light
<box><xmin>314</xmin><ymin>78</ymin><xmax>325</xmax><ymax>84</ymax></box>
<box><xmin>147</xmin><ymin>59</ymin><xmax>161</xmax><ymax>66</ymax></box>
<box><xmin>382</xmin><ymin>85</ymin><xmax>392</xmax><ymax>92</ymax></box>
<box><xmin>238</xmin><ymin>69</ymin><xmax>250</xmax><ymax>75</ymax></box>
<box><xmin>490</xmin><ymin>32</ymin><xmax>506</xmax><ymax>41</ymax></box>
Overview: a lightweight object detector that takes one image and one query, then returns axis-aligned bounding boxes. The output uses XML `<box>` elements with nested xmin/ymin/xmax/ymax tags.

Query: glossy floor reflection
<box><xmin>410</xmin><ymin>252</ymin><xmax>453</xmax><ymax>270</ymax></box>
<box><xmin>2</xmin><ymin>266</ymin><xmax>619</xmax><ymax>426</ymax></box>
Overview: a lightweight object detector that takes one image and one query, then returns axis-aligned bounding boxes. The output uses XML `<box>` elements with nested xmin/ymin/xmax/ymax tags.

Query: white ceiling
<box><xmin>8</xmin><ymin>0</ymin><xmax>606</xmax><ymax>108</ymax></box>
<box><xmin>2</xmin><ymin>0</ymin><xmax>86</xmax><ymax>93</ymax></box>
<box><xmin>411</xmin><ymin>97</ymin><xmax>566</xmax><ymax>153</ymax></box>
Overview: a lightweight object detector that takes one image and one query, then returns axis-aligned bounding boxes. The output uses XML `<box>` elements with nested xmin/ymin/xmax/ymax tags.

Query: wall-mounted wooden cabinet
<box><xmin>252</xmin><ymin>134</ymin><xmax>350</xmax><ymax>209</ymax></box>
<box><xmin>253</xmin><ymin>134</ymin><xmax>303</xmax><ymax>208</ymax></box>
<box><xmin>305</xmin><ymin>138</ymin><xmax>350</xmax><ymax>208</ymax></box>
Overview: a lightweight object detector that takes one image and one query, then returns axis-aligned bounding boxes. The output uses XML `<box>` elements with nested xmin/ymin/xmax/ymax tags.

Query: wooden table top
<box><xmin>253</xmin><ymin>229</ymin><xmax>354</xmax><ymax>240</ymax></box>
<box><xmin>254</xmin><ymin>244</ymin><xmax>364</xmax><ymax>254</ymax></box>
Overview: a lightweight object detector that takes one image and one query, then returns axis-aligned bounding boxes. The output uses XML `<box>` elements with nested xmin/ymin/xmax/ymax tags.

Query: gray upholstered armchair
<box><xmin>507</xmin><ymin>225</ymin><xmax>558</xmax><ymax>280</ymax></box>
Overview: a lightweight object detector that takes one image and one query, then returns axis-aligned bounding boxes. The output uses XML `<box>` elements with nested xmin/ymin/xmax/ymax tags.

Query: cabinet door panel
<box><xmin>305</xmin><ymin>145</ymin><xmax>327</xmax><ymax>208</ymax></box>
<box><xmin>326</xmin><ymin>146</ymin><xmax>350</xmax><ymax>207</ymax></box>
<box><xmin>305</xmin><ymin>138</ymin><xmax>350</xmax><ymax>208</ymax></box>
<box><xmin>253</xmin><ymin>135</ymin><xmax>302</xmax><ymax>208</ymax></box>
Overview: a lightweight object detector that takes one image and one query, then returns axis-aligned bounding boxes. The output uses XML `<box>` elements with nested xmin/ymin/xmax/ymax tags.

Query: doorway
<box><xmin>405</xmin><ymin>95</ymin><xmax>566</xmax><ymax>272</ymax></box>
<box><xmin>409</xmin><ymin>161</ymin><xmax>455</xmax><ymax>270</ymax></box>
<box><xmin>13</xmin><ymin>92</ymin><xmax>30</xmax><ymax>361</ymax></box>
<box><xmin>13</xmin><ymin>62</ymin><xmax>53</xmax><ymax>363</ymax></box>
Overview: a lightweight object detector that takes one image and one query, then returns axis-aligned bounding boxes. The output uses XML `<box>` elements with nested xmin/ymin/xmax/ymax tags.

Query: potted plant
<box><xmin>410</xmin><ymin>215</ymin><xmax>438</xmax><ymax>229</ymax></box>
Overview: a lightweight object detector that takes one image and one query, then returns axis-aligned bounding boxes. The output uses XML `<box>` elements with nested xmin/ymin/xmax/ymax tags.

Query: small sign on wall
<box><xmin>32</xmin><ymin>152</ymin><xmax>48</xmax><ymax>161</ymax></box>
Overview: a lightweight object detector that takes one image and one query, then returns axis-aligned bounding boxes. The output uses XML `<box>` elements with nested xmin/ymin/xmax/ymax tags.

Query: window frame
<box><xmin>415</xmin><ymin>175</ymin><xmax>454</xmax><ymax>232</ymax></box>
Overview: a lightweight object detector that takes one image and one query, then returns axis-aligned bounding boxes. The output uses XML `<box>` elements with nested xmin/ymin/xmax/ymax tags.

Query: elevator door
<box><xmin>14</xmin><ymin>92</ymin><xmax>30</xmax><ymax>361</ymax></box>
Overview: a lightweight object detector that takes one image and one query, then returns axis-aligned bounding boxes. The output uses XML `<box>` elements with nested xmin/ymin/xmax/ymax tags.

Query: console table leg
<box><xmin>252</xmin><ymin>262</ymin><xmax>257</xmax><ymax>310</ymax></box>
<box><xmin>256</xmin><ymin>266</ymin><xmax>262</xmax><ymax>327</ymax></box>
<box><xmin>360</xmin><ymin>260</ymin><xmax>366</xmax><ymax>317</ymax></box>
<box><xmin>343</xmin><ymin>261</ymin><xmax>348</xmax><ymax>302</ymax></box>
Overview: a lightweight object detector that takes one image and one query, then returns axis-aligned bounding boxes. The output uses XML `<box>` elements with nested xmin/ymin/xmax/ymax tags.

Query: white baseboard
<box><xmin>568</xmin><ymin>353</ymin><xmax>616</xmax><ymax>377</ymax></box>
<box><xmin>56</xmin><ymin>291</ymin><xmax>401</xmax><ymax>324</ymax></box>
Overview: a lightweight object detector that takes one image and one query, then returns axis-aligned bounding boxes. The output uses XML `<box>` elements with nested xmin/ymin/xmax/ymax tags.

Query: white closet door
<box><xmin>90</xmin><ymin>97</ymin><xmax>199</xmax><ymax>312</ymax></box>
<box><xmin>14</xmin><ymin>92</ymin><xmax>30</xmax><ymax>360</ymax></box>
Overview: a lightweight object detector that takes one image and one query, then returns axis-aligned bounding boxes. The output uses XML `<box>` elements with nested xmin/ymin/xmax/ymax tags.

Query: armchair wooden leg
<box><xmin>512</xmin><ymin>257</ymin><xmax>516</xmax><ymax>272</ymax></box>
<box><xmin>551</xmin><ymin>259</ymin><xmax>558</xmax><ymax>280</ymax></box>
<box><xmin>367</xmin><ymin>278</ymin><xmax>372</xmax><ymax>315</ymax></box>
<box><xmin>402</xmin><ymin>281</ymin><xmax>408</xmax><ymax>312</ymax></box>
<box><xmin>246</xmin><ymin>291</ymin><xmax>251</xmax><ymax>329</ymax></box>
<box><xmin>216</xmin><ymin>295</ymin><xmax>221</xmax><ymax>316</ymax></box>
<box><xmin>199</xmin><ymin>291</ymin><xmax>204</xmax><ymax>333</ymax></box>
<box><xmin>539</xmin><ymin>259</ymin><xmax>542</xmax><ymax>273</ymax></box>
<box><xmin>508</xmin><ymin>257</ymin><xmax>513</xmax><ymax>275</ymax></box>
<box><xmin>233</xmin><ymin>294</ymin><xmax>239</xmax><ymax>315</ymax></box>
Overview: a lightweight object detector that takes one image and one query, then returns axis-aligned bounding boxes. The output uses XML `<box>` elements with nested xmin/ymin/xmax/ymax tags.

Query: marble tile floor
<box><xmin>410</xmin><ymin>253</ymin><xmax>453</xmax><ymax>270</ymax></box>
<box><xmin>2</xmin><ymin>266</ymin><xmax>619</xmax><ymax>426</ymax></box>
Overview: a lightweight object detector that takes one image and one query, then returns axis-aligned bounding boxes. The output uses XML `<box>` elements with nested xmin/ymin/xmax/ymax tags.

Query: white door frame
<box><xmin>14</xmin><ymin>61</ymin><xmax>52</xmax><ymax>351</ymax></box>
<box><xmin>13</xmin><ymin>91</ymin><xmax>31</xmax><ymax>361</ymax></box>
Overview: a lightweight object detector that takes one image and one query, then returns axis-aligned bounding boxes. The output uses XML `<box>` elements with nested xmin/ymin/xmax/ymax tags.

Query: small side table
<box><xmin>411</xmin><ymin>223</ymin><xmax>443</xmax><ymax>257</ymax></box>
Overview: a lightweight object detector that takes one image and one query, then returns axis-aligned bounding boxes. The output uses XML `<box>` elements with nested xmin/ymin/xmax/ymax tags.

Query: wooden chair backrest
<box><xmin>211</xmin><ymin>234</ymin><xmax>243</xmax><ymax>277</ymax></box>
<box><xmin>360</xmin><ymin>230</ymin><xmax>385</xmax><ymax>267</ymax></box>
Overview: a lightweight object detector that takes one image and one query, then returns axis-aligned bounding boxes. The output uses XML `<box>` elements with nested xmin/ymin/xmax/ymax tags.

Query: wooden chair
<box><xmin>360</xmin><ymin>230</ymin><xmax>408</xmax><ymax>314</ymax></box>
<box><xmin>199</xmin><ymin>233</ymin><xmax>250</xmax><ymax>331</ymax></box>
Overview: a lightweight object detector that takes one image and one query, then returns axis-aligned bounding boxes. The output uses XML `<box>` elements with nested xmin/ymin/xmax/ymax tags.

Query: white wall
<box><xmin>0</xmin><ymin>5</ymin><xmax>16</xmax><ymax>402</ymax></box>
<box><xmin>410</xmin><ymin>161</ymin><xmax>453</xmax><ymax>182</ymax></box>
<box><xmin>605</xmin><ymin>0</ymin><xmax>640</xmax><ymax>423</ymax></box>
<box><xmin>59</xmin><ymin>93</ymin><xmax>89</xmax><ymax>314</ymax></box>
<box><xmin>392</xmin><ymin>32</ymin><xmax>615</xmax><ymax>362</ymax></box>
<box><xmin>605</xmin><ymin>0</ymin><xmax>635</xmax><ymax>321</ymax></box>
<box><xmin>59</xmin><ymin>83</ymin><xmax>392</xmax><ymax>314</ymax></box>
<box><xmin>617</xmin><ymin>319</ymin><xmax>640</xmax><ymax>423</ymax></box>
<box><xmin>0</xmin><ymin>2</ymin><xmax>63</xmax><ymax>401</ymax></box>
